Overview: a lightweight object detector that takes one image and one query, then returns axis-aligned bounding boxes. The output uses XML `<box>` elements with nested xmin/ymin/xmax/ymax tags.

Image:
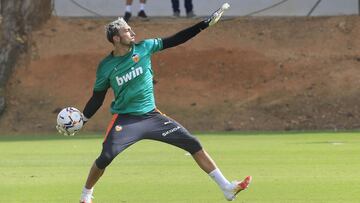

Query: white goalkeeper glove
<box><xmin>205</xmin><ymin>3</ymin><xmax>230</xmax><ymax>27</ymax></box>
<box><xmin>56</xmin><ymin>124</ymin><xmax>74</xmax><ymax>136</ymax></box>
<box><xmin>82</xmin><ymin>113</ymin><xmax>89</xmax><ymax>124</ymax></box>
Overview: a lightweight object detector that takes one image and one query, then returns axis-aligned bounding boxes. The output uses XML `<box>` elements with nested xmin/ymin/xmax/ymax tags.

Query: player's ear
<box><xmin>113</xmin><ymin>35</ymin><xmax>121</xmax><ymax>43</ymax></box>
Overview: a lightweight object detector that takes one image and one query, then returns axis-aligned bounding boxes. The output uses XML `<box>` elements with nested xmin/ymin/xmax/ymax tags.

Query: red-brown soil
<box><xmin>1</xmin><ymin>16</ymin><xmax>360</xmax><ymax>134</ymax></box>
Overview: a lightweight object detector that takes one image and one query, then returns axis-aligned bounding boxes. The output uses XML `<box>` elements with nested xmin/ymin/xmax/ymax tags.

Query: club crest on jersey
<box><xmin>115</xmin><ymin>125</ymin><xmax>122</xmax><ymax>131</ymax></box>
<box><xmin>132</xmin><ymin>54</ymin><xmax>140</xmax><ymax>63</ymax></box>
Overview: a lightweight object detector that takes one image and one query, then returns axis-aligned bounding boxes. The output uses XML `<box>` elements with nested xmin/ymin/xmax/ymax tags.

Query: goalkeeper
<box><xmin>63</xmin><ymin>4</ymin><xmax>252</xmax><ymax>203</ymax></box>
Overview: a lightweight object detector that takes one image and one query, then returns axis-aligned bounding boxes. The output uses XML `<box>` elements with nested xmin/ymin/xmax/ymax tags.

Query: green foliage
<box><xmin>0</xmin><ymin>132</ymin><xmax>359</xmax><ymax>202</ymax></box>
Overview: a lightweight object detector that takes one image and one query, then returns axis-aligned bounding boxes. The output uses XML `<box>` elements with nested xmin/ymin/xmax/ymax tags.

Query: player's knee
<box><xmin>185</xmin><ymin>137</ymin><xmax>203</xmax><ymax>155</ymax></box>
<box><xmin>95</xmin><ymin>152</ymin><xmax>114</xmax><ymax>169</ymax></box>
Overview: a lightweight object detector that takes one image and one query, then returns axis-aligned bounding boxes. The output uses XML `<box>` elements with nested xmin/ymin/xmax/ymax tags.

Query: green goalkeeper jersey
<box><xmin>93</xmin><ymin>38</ymin><xmax>163</xmax><ymax>115</ymax></box>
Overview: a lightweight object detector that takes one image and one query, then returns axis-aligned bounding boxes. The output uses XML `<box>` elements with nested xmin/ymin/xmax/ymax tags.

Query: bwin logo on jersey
<box><xmin>116</xmin><ymin>67</ymin><xmax>143</xmax><ymax>86</ymax></box>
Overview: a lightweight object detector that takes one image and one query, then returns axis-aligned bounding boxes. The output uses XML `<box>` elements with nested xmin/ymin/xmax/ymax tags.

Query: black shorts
<box><xmin>95</xmin><ymin>109</ymin><xmax>202</xmax><ymax>169</ymax></box>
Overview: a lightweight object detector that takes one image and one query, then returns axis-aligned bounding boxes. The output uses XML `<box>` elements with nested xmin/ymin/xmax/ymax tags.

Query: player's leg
<box><xmin>84</xmin><ymin>162</ymin><xmax>104</xmax><ymax>191</ymax></box>
<box><xmin>192</xmin><ymin>148</ymin><xmax>216</xmax><ymax>172</ymax></box>
<box><xmin>192</xmin><ymin>149</ymin><xmax>252</xmax><ymax>201</ymax></box>
<box><xmin>144</xmin><ymin>111</ymin><xmax>251</xmax><ymax>201</ymax></box>
<box><xmin>80</xmin><ymin>114</ymin><xmax>143</xmax><ymax>203</ymax></box>
<box><xmin>185</xmin><ymin>0</ymin><xmax>195</xmax><ymax>17</ymax></box>
<box><xmin>124</xmin><ymin>0</ymin><xmax>133</xmax><ymax>22</ymax></box>
<box><xmin>171</xmin><ymin>0</ymin><xmax>180</xmax><ymax>17</ymax></box>
<box><xmin>138</xmin><ymin>0</ymin><xmax>148</xmax><ymax>20</ymax></box>
<box><xmin>79</xmin><ymin>162</ymin><xmax>104</xmax><ymax>203</ymax></box>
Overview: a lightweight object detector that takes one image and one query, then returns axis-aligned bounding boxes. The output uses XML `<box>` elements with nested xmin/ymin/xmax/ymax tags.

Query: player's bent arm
<box><xmin>82</xmin><ymin>90</ymin><xmax>107</xmax><ymax>123</ymax></box>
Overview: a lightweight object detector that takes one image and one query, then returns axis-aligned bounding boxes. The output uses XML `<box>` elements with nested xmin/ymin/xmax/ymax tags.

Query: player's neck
<box><xmin>113</xmin><ymin>44</ymin><xmax>132</xmax><ymax>57</ymax></box>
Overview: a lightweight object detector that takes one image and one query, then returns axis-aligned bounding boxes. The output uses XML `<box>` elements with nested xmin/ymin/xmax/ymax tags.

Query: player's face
<box><xmin>118</xmin><ymin>26</ymin><xmax>136</xmax><ymax>45</ymax></box>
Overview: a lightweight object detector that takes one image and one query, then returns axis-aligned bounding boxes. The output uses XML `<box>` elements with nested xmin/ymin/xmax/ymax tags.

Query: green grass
<box><xmin>0</xmin><ymin>132</ymin><xmax>359</xmax><ymax>203</ymax></box>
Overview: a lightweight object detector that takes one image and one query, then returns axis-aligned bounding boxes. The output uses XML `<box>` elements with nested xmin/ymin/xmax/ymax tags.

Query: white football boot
<box><xmin>223</xmin><ymin>176</ymin><xmax>252</xmax><ymax>201</ymax></box>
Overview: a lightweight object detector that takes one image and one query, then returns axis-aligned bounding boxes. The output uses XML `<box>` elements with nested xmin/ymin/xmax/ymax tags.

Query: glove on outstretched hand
<box><xmin>205</xmin><ymin>3</ymin><xmax>230</xmax><ymax>27</ymax></box>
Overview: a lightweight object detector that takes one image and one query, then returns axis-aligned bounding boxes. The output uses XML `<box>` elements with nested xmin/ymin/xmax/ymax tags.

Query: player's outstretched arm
<box><xmin>162</xmin><ymin>3</ymin><xmax>230</xmax><ymax>50</ymax></box>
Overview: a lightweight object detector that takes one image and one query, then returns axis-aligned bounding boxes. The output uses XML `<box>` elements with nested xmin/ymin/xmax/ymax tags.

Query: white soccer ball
<box><xmin>57</xmin><ymin>107</ymin><xmax>84</xmax><ymax>134</ymax></box>
<box><xmin>222</xmin><ymin>3</ymin><xmax>230</xmax><ymax>10</ymax></box>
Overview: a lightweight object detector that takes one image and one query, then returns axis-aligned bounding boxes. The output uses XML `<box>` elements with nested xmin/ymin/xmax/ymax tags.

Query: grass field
<box><xmin>0</xmin><ymin>131</ymin><xmax>359</xmax><ymax>203</ymax></box>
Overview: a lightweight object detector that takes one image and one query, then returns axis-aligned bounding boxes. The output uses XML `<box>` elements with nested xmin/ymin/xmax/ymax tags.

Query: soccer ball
<box><xmin>57</xmin><ymin>107</ymin><xmax>84</xmax><ymax>135</ymax></box>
